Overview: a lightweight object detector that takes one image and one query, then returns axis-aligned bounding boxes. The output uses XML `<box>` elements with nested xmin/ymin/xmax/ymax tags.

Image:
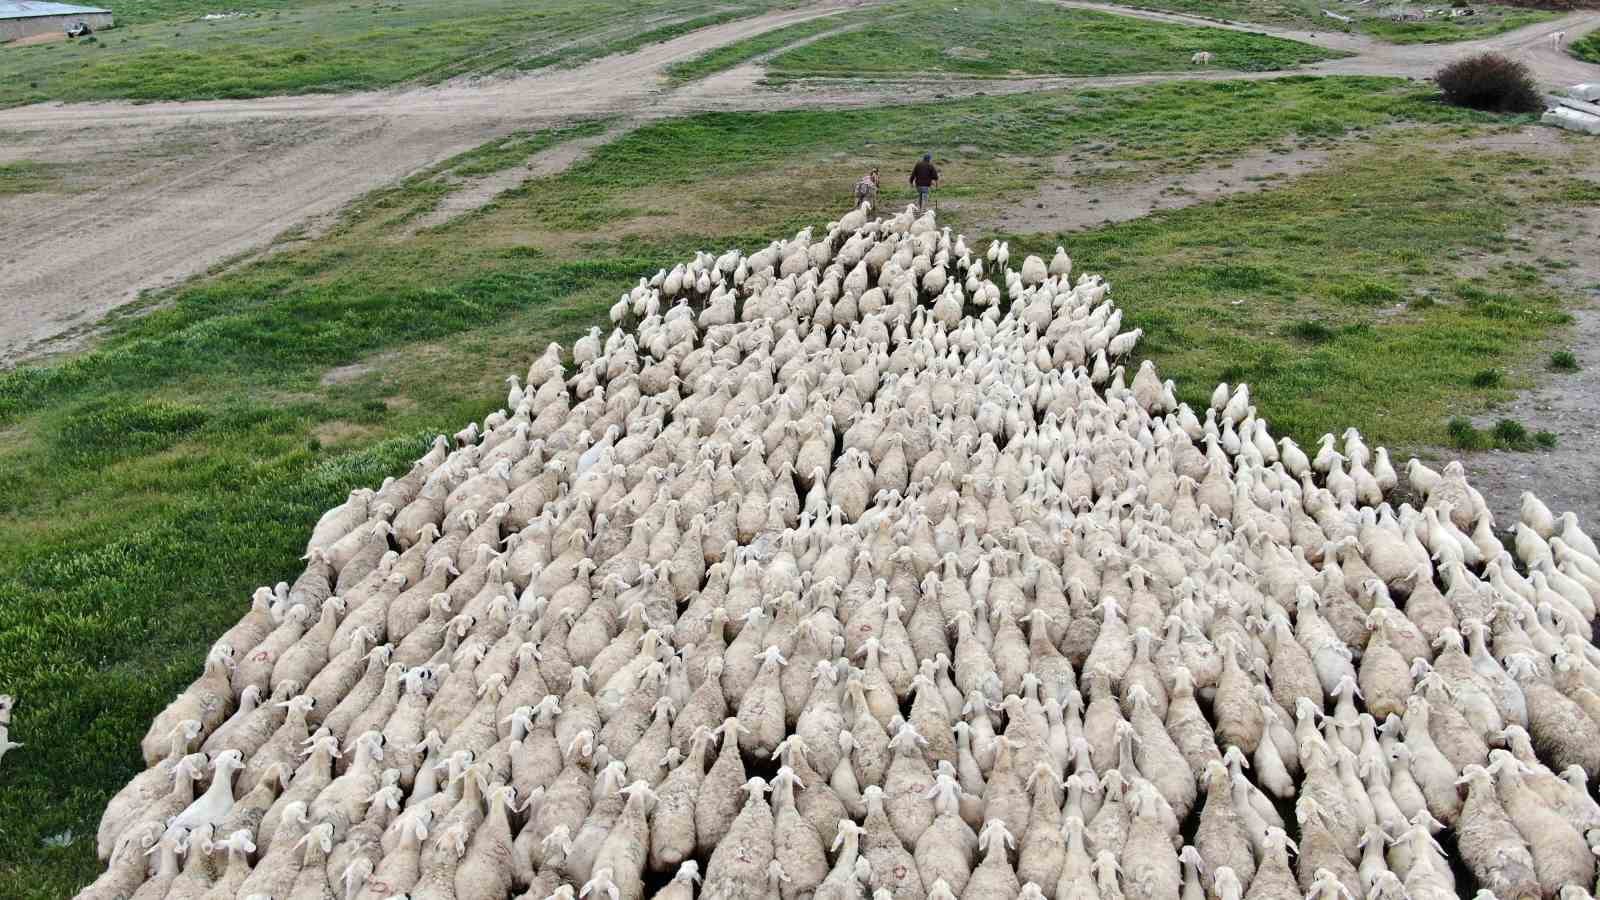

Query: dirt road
<box><xmin>0</xmin><ymin>0</ymin><xmax>1595</xmax><ymax>363</ymax></box>
<box><xmin>0</xmin><ymin>2</ymin><xmax>877</xmax><ymax>362</ymax></box>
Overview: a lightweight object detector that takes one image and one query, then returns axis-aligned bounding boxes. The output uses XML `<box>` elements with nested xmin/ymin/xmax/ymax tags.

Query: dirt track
<box><xmin>0</xmin><ymin>0</ymin><xmax>1596</xmax><ymax>363</ymax></box>
<box><xmin>0</xmin><ymin>2</ymin><xmax>881</xmax><ymax>362</ymax></box>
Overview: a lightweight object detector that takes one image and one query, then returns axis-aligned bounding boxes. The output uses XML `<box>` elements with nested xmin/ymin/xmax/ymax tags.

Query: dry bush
<box><xmin>1436</xmin><ymin>53</ymin><xmax>1543</xmax><ymax>112</ymax></box>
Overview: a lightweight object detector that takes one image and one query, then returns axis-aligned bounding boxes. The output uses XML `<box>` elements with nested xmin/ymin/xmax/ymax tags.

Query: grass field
<box><xmin>763</xmin><ymin>0</ymin><xmax>1341</xmax><ymax>78</ymax></box>
<box><xmin>1011</xmin><ymin>143</ymin><xmax>1573</xmax><ymax>441</ymax></box>
<box><xmin>0</xmin><ymin>0</ymin><xmax>794</xmax><ymax>107</ymax></box>
<box><xmin>93</xmin><ymin>0</ymin><xmax>327</xmax><ymax>27</ymax></box>
<box><xmin>1356</xmin><ymin>6</ymin><xmax>1556</xmax><ymax>44</ymax></box>
<box><xmin>0</xmin><ymin>73</ymin><xmax>1590</xmax><ymax>896</ymax></box>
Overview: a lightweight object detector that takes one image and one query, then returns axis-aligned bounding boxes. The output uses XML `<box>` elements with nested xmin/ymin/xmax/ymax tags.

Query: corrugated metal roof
<box><xmin>0</xmin><ymin>1</ymin><xmax>111</xmax><ymax>19</ymax></box>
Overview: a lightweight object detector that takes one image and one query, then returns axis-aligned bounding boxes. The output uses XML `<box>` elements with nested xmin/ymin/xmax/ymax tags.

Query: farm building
<box><xmin>0</xmin><ymin>1</ymin><xmax>111</xmax><ymax>41</ymax></box>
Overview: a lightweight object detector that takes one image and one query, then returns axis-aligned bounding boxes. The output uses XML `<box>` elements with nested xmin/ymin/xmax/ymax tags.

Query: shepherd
<box><xmin>909</xmin><ymin>153</ymin><xmax>939</xmax><ymax>211</ymax></box>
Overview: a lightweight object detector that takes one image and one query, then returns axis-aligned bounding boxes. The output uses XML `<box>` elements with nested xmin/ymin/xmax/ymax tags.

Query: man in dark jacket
<box><xmin>909</xmin><ymin>152</ymin><xmax>939</xmax><ymax>210</ymax></box>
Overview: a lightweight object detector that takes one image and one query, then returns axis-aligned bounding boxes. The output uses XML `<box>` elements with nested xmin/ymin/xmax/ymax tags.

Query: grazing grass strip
<box><xmin>664</xmin><ymin>13</ymin><xmax>860</xmax><ymax>82</ymax></box>
<box><xmin>767</xmin><ymin>0</ymin><xmax>1341</xmax><ymax>78</ymax></box>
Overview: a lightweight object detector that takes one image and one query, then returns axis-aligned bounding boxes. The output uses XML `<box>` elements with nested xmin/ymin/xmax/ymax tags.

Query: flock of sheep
<box><xmin>80</xmin><ymin>205</ymin><xmax>1600</xmax><ymax>900</ymax></box>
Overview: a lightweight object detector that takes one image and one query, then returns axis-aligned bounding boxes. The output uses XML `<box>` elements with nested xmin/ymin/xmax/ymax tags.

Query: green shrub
<box><xmin>1333</xmin><ymin>279</ymin><xmax>1401</xmax><ymax>306</ymax></box>
<box><xmin>1550</xmin><ymin>350</ymin><xmax>1579</xmax><ymax>371</ymax></box>
<box><xmin>1289</xmin><ymin>320</ymin><xmax>1335</xmax><ymax>343</ymax></box>
<box><xmin>1535</xmin><ymin>430</ymin><xmax>1558</xmax><ymax>448</ymax></box>
<box><xmin>1447</xmin><ymin>416</ymin><xmax>1487</xmax><ymax>449</ymax></box>
<box><xmin>1493</xmin><ymin>418</ymin><xmax>1529</xmax><ymax>445</ymax></box>
<box><xmin>1469</xmin><ymin>368</ymin><xmax>1503</xmax><ymax>387</ymax></box>
<box><xmin>1435</xmin><ymin>53</ymin><xmax>1542</xmax><ymax>113</ymax></box>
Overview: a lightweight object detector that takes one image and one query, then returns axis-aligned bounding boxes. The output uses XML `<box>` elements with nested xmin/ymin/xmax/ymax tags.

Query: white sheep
<box><xmin>85</xmin><ymin>205</ymin><xmax>1600</xmax><ymax>900</ymax></box>
<box><xmin>1191</xmin><ymin>51</ymin><xmax>1214</xmax><ymax>65</ymax></box>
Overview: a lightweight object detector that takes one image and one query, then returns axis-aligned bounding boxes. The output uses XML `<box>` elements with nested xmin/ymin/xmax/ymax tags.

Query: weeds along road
<box><xmin>0</xmin><ymin>0</ymin><xmax>1596</xmax><ymax>364</ymax></box>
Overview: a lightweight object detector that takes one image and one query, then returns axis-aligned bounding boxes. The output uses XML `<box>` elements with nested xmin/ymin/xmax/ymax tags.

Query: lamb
<box><xmin>1191</xmin><ymin>51</ymin><xmax>1214</xmax><ymax>65</ymax></box>
<box><xmin>113</xmin><ymin>752</ymin><xmax>206</xmax><ymax>861</ymax></box>
<box><xmin>698</xmin><ymin>718</ymin><xmax>747</xmax><ymax>850</ymax></box>
<box><xmin>273</xmin><ymin>596</ymin><xmax>346</xmax><ymax>692</ymax></box>
<box><xmin>166</xmin><ymin>748</ymin><xmax>245</xmax><ymax>838</ymax></box>
<box><xmin>129</xmin><ymin>827</ymin><xmax>187</xmax><ymax>900</ymax></box>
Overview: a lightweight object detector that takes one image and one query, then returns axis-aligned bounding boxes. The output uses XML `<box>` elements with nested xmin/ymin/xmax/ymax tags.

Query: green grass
<box><xmin>664</xmin><ymin>12</ymin><xmax>856</xmax><ymax>83</ymax></box>
<box><xmin>0</xmin><ymin>78</ymin><xmax>1584</xmax><ymax>897</ymax></box>
<box><xmin>96</xmin><ymin>0</ymin><xmax>326</xmax><ymax>27</ymax></box>
<box><xmin>1550</xmin><ymin>349</ymin><xmax>1579</xmax><ymax>371</ymax></box>
<box><xmin>1092</xmin><ymin>0</ymin><xmax>1330</xmax><ymax>28</ymax></box>
<box><xmin>0</xmin><ymin>0</ymin><xmax>793</xmax><ymax>107</ymax></box>
<box><xmin>1572</xmin><ymin>30</ymin><xmax>1600</xmax><ymax>64</ymax></box>
<box><xmin>0</xmin><ymin>161</ymin><xmax>63</xmax><ymax>195</ymax></box>
<box><xmin>1005</xmin><ymin>141</ymin><xmax>1575</xmax><ymax>447</ymax></box>
<box><xmin>1091</xmin><ymin>0</ymin><xmax>1554</xmax><ymax>42</ymax></box>
<box><xmin>765</xmin><ymin>0</ymin><xmax>1341</xmax><ymax>78</ymax></box>
<box><xmin>1355</xmin><ymin>6</ymin><xmax>1555</xmax><ymax>43</ymax></box>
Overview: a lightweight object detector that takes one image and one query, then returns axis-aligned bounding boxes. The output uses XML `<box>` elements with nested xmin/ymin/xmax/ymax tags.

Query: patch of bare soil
<box><xmin>320</xmin><ymin>362</ymin><xmax>375</xmax><ymax>386</ymax></box>
<box><xmin>6</xmin><ymin>32</ymin><xmax>68</xmax><ymax>47</ymax></box>
<box><xmin>969</xmin><ymin>141</ymin><xmax>1341</xmax><ymax>234</ymax></box>
<box><xmin>1464</xmin><ymin>304</ymin><xmax>1600</xmax><ymax>529</ymax></box>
